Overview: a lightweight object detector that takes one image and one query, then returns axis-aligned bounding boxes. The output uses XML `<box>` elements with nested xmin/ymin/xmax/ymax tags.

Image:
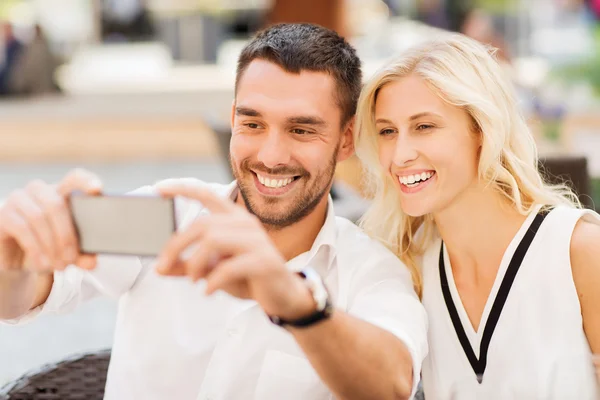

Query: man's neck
<box><xmin>269</xmin><ymin>201</ymin><xmax>329</xmax><ymax>261</ymax></box>
<box><xmin>234</xmin><ymin>189</ymin><xmax>329</xmax><ymax>262</ymax></box>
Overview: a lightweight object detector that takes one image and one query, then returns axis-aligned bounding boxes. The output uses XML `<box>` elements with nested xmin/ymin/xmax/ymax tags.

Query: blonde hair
<box><xmin>355</xmin><ymin>33</ymin><xmax>580</xmax><ymax>296</ymax></box>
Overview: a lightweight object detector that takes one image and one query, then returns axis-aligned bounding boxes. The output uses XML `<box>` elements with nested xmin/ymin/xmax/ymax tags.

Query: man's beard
<box><xmin>231</xmin><ymin>147</ymin><xmax>338</xmax><ymax>230</ymax></box>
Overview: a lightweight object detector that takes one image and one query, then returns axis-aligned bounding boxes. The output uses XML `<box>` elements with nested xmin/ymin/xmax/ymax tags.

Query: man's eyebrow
<box><xmin>235</xmin><ymin>107</ymin><xmax>262</xmax><ymax>117</ymax></box>
<box><xmin>287</xmin><ymin>115</ymin><xmax>327</xmax><ymax>126</ymax></box>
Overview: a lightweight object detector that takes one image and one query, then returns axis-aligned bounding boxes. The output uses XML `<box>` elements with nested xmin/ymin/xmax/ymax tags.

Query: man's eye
<box><xmin>245</xmin><ymin>123</ymin><xmax>260</xmax><ymax>129</ymax></box>
<box><xmin>292</xmin><ymin>128</ymin><xmax>310</xmax><ymax>135</ymax></box>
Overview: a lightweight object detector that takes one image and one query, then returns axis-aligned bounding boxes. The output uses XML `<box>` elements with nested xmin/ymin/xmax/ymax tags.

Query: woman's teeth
<box><xmin>257</xmin><ymin>174</ymin><xmax>294</xmax><ymax>188</ymax></box>
<box><xmin>399</xmin><ymin>171</ymin><xmax>434</xmax><ymax>187</ymax></box>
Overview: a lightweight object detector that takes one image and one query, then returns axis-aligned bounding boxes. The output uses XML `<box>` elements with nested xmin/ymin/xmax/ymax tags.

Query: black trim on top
<box><xmin>439</xmin><ymin>210</ymin><xmax>549</xmax><ymax>382</ymax></box>
<box><xmin>439</xmin><ymin>245</ymin><xmax>480</xmax><ymax>378</ymax></box>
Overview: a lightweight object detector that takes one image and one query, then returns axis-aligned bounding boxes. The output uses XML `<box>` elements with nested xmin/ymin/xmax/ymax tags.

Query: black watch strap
<box><xmin>268</xmin><ymin>268</ymin><xmax>333</xmax><ymax>328</ymax></box>
<box><xmin>268</xmin><ymin>300</ymin><xmax>334</xmax><ymax>328</ymax></box>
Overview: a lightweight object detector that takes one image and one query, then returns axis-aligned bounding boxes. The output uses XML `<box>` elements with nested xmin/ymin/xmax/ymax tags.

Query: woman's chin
<box><xmin>399</xmin><ymin>200</ymin><xmax>432</xmax><ymax>218</ymax></box>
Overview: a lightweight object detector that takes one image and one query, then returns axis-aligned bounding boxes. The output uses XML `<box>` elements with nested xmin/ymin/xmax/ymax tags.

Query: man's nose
<box><xmin>257</xmin><ymin>131</ymin><xmax>291</xmax><ymax>169</ymax></box>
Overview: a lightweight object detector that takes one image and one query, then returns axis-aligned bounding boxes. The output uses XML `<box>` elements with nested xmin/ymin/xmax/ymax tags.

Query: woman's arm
<box><xmin>571</xmin><ymin>218</ymin><xmax>600</xmax><ymax>370</ymax></box>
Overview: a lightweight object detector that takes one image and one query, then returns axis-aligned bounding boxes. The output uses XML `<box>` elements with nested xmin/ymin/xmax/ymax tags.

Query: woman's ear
<box><xmin>337</xmin><ymin>117</ymin><xmax>356</xmax><ymax>163</ymax></box>
<box><xmin>471</xmin><ymin>117</ymin><xmax>483</xmax><ymax>148</ymax></box>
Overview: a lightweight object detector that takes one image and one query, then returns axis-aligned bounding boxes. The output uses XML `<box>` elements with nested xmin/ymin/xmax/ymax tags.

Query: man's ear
<box><xmin>230</xmin><ymin>100</ymin><xmax>236</xmax><ymax>129</ymax></box>
<box><xmin>337</xmin><ymin>117</ymin><xmax>356</xmax><ymax>163</ymax></box>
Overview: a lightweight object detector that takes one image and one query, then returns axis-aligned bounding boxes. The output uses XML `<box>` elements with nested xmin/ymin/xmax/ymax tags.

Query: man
<box><xmin>0</xmin><ymin>22</ymin><xmax>22</xmax><ymax>95</ymax></box>
<box><xmin>0</xmin><ymin>24</ymin><xmax>427</xmax><ymax>400</ymax></box>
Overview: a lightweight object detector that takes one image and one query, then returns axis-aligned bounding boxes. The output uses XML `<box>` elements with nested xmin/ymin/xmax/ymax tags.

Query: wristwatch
<box><xmin>268</xmin><ymin>267</ymin><xmax>334</xmax><ymax>328</ymax></box>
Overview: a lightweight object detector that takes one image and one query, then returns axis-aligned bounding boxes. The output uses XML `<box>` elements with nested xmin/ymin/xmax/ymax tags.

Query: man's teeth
<box><xmin>257</xmin><ymin>174</ymin><xmax>295</xmax><ymax>188</ymax></box>
<box><xmin>399</xmin><ymin>171</ymin><xmax>434</xmax><ymax>186</ymax></box>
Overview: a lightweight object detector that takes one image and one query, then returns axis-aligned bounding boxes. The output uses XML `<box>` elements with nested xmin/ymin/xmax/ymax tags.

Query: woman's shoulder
<box><xmin>545</xmin><ymin>203</ymin><xmax>599</xmax><ymax>220</ymax></box>
<box><xmin>568</xmin><ymin>209</ymin><xmax>600</xmax><ymax>348</ymax></box>
<box><xmin>540</xmin><ymin>204</ymin><xmax>600</xmax><ymax>238</ymax></box>
<box><xmin>566</xmin><ymin>207</ymin><xmax>600</xmax><ymax>276</ymax></box>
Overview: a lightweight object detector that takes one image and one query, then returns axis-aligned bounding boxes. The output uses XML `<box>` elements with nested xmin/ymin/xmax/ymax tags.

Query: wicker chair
<box><xmin>0</xmin><ymin>348</ymin><xmax>426</xmax><ymax>399</ymax></box>
<box><xmin>0</xmin><ymin>349</ymin><xmax>111</xmax><ymax>400</ymax></box>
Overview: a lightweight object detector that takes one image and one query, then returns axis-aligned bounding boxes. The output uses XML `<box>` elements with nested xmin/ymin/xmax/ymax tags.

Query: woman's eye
<box><xmin>416</xmin><ymin>124</ymin><xmax>433</xmax><ymax>131</ymax></box>
<box><xmin>379</xmin><ymin>128</ymin><xmax>396</xmax><ymax>136</ymax></box>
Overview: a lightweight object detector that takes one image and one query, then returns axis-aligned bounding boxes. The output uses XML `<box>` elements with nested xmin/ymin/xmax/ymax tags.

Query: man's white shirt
<box><xmin>3</xmin><ymin>179</ymin><xmax>428</xmax><ymax>400</ymax></box>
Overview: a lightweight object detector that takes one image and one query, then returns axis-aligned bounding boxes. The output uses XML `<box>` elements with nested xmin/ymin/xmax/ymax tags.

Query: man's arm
<box><xmin>0</xmin><ymin>270</ymin><xmax>52</xmax><ymax>319</ymax></box>
<box><xmin>571</xmin><ymin>217</ymin><xmax>600</xmax><ymax>370</ymax></box>
<box><xmin>289</xmin><ymin>310</ymin><xmax>415</xmax><ymax>400</ymax></box>
<box><xmin>0</xmin><ymin>169</ymin><xmax>103</xmax><ymax>321</ymax></box>
<box><xmin>155</xmin><ymin>185</ymin><xmax>426</xmax><ymax>399</ymax></box>
<box><xmin>282</xmin><ymin>268</ymin><xmax>425</xmax><ymax>400</ymax></box>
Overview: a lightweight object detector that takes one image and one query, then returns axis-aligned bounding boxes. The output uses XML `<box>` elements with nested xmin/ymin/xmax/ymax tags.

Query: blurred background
<box><xmin>0</xmin><ymin>0</ymin><xmax>599</xmax><ymax>387</ymax></box>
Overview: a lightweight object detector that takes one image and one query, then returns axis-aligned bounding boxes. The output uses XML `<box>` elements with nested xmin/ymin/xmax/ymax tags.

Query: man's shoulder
<box><xmin>332</xmin><ymin>217</ymin><xmax>417</xmax><ymax>297</ymax></box>
<box><xmin>333</xmin><ymin>216</ymin><xmax>401</xmax><ymax>265</ymax></box>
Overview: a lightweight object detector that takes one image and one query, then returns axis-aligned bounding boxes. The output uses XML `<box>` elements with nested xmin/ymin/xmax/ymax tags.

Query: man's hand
<box><xmin>0</xmin><ymin>168</ymin><xmax>103</xmax><ymax>273</ymax></box>
<box><xmin>156</xmin><ymin>184</ymin><xmax>315</xmax><ymax>320</ymax></box>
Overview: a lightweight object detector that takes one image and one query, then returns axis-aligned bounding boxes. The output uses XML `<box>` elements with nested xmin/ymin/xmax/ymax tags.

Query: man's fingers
<box><xmin>27</xmin><ymin>183</ymin><xmax>79</xmax><ymax>266</ymax></box>
<box><xmin>57</xmin><ymin>168</ymin><xmax>103</xmax><ymax>197</ymax></box>
<box><xmin>156</xmin><ymin>221</ymin><xmax>208</xmax><ymax>274</ymax></box>
<box><xmin>74</xmin><ymin>254</ymin><xmax>97</xmax><ymax>270</ymax></box>
<box><xmin>1</xmin><ymin>212</ymin><xmax>48</xmax><ymax>270</ymax></box>
<box><xmin>10</xmin><ymin>189</ymin><xmax>58</xmax><ymax>268</ymax></box>
<box><xmin>183</xmin><ymin>242</ymin><xmax>212</xmax><ymax>281</ymax></box>
<box><xmin>156</xmin><ymin>215</ymin><xmax>244</xmax><ymax>272</ymax></box>
<box><xmin>156</xmin><ymin>259</ymin><xmax>187</xmax><ymax>277</ymax></box>
<box><xmin>185</xmin><ymin>244</ymin><xmax>223</xmax><ymax>282</ymax></box>
<box><xmin>0</xmin><ymin>170</ymin><xmax>101</xmax><ymax>273</ymax></box>
<box><xmin>204</xmin><ymin>254</ymin><xmax>255</xmax><ymax>295</ymax></box>
<box><xmin>158</xmin><ymin>184</ymin><xmax>235</xmax><ymax>214</ymax></box>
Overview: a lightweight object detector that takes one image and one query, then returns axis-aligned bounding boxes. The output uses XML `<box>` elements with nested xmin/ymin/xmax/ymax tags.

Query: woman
<box><xmin>354</xmin><ymin>33</ymin><xmax>600</xmax><ymax>399</ymax></box>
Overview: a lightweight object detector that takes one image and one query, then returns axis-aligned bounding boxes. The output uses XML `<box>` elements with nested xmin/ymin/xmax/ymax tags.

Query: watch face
<box><xmin>301</xmin><ymin>267</ymin><xmax>329</xmax><ymax>311</ymax></box>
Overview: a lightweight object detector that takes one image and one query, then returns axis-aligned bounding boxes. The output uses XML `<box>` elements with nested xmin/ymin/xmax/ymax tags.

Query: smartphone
<box><xmin>69</xmin><ymin>192</ymin><xmax>177</xmax><ymax>256</ymax></box>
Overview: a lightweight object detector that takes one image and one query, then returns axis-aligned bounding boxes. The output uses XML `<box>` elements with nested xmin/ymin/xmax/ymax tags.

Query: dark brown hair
<box><xmin>235</xmin><ymin>23</ymin><xmax>362</xmax><ymax>125</ymax></box>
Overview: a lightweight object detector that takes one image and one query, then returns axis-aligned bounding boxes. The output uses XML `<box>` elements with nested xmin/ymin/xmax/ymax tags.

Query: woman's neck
<box><xmin>433</xmin><ymin>183</ymin><xmax>527</xmax><ymax>272</ymax></box>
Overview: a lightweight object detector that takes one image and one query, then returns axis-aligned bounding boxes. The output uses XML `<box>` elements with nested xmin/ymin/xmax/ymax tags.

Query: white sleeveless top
<box><xmin>421</xmin><ymin>205</ymin><xmax>600</xmax><ymax>400</ymax></box>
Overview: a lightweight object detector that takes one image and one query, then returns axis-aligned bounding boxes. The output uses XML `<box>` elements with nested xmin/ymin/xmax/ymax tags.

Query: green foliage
<box><xmin>591</xmin><ymin>178</ymin><xmax>600</xmax><ymax>212</ymax></box>
<box><xmin>553</xmin><ymin>25</ymin><xmax>600</xmax><ymax>97</ymax></box>
<box><xmin>472</xmin><ymin>0</ymin><xmax>518</xmax><ymax>13</ymax></box>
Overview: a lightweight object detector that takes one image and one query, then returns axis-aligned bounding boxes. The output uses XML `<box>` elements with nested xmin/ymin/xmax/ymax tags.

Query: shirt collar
<box><xmin>227</xmin><ymin>181</ymin><xmax>338</xmax><ymax>274</ymax></box>
<box><xmin>307</xmin><ymin>195</ymin><xmax>338</xmax><ymax>270</ymax></box>
<box><xmin>227</xmin><ymin>181</ymin><xmax>240</xmax><ymax>201</ymax></box>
